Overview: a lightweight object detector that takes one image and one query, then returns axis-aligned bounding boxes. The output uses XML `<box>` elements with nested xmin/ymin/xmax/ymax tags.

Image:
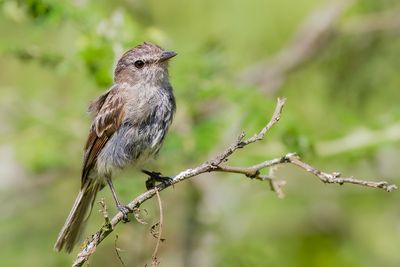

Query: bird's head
<box><xmin>114</xmin><ymin>42</ymin><xmax>177</xmax><ymax>86</ymax></box>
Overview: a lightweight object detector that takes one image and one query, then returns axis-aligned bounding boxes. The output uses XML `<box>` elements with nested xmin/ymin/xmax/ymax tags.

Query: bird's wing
<box><xmin>81</xmin><ymin>87</ymin><xmax>126</xmax><ymax>185</ymax></box>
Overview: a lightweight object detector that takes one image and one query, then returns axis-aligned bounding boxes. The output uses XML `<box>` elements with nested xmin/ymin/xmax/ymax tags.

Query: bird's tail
<box><xmin>54</xmin><ymin>180</ymin><xmax>101</xmax><ymax>253</ymax></box>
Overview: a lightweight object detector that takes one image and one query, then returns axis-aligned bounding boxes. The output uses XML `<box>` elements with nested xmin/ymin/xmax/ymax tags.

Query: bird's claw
<box><xmin>116</xmin><ymin>204</ymin><xmax>130</xmax><ymax>223</ymax></box>
<box><xmin>142</xmin><ymin>170</ymin><xmax>173</xmax><ymax>190</ymax></box>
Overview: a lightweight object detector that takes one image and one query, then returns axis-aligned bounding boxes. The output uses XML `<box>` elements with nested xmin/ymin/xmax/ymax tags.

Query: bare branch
<box><xmin>72</xmin><ymin>98</ymin><xmax>396</xmax><ymax>267</ymax></box>
<box><xmin>208</xmin><ymin>97</ymin><xmax>286</xmax><ymax>167</ymax></box>
<box><xmin>286</xmin><ymin>153</ymin><xmax>398</xmax><ymax>192</ymax></box>
<box><xmin>342</xmin><ymin>6</ymin><xmax>400</xmax><ymax>34</ymax></box>
<box><xmin>212</xmin><ymin>152</ymin><xmax>397</xmax><ymax>192</ymax></box>
<box><xmin>238</xmin><ymin>0</ymin><xmax>354</xmax><ymax>94</ymax></box>
<box><xmin>238</xmin><ymin>1</ymin><xmax>400</xmax><ymax>95</ymax></box>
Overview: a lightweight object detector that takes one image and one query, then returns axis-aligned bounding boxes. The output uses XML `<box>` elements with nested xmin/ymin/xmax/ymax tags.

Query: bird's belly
<box><xmin>96</xmin><ymin>122</ymin><xmax>167</xmax><ymax>175</ymax></box>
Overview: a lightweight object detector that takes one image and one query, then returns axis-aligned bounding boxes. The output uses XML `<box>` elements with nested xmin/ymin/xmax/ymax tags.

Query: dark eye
<box><xmin>134</xmin><ymin>60</ymin><xmax>145</xmax><ymax>69</ymax></box>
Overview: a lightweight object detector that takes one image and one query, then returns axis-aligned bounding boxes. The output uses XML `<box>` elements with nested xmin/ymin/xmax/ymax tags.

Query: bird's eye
<box><xmin>134</xmin><ymin>60</ymin><xmax>145</xmax><ymax>69</ymax></box>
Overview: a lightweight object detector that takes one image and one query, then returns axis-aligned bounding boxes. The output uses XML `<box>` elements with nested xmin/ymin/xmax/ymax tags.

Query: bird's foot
<box><xmin>116</xmin><ymin>204</ymin><xmax>130</xmax><ymax>223</ymax></box>
<box><xmin>142</xmin><ymin>170</ymin><xmax>173</xmax><ymax>190</ymax></box>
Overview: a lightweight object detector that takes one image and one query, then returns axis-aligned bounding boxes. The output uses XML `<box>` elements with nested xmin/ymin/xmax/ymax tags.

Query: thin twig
<box><xmin>207</xmin><ymin>97</ymin><xmax>286</xmax><ymax>167</ymax></box>
<box><xmin>114</xmin><ymin>235</ymin><xmax>127</xmax><ymax>267</ymax></box>
<box><xmin>72</xmin><ymin>98</ymin><xmax>397</xmax><ymax>267</ymax></box>
<box><xmin>210</xmin><ymin>152</ymin><xmax>397</xmax><ymax>192</ymax></box>
<box><xmin>133</xmin><ymin>207</ymin><xmax>148</xmax><ymax>225</ymax></box>
<box><xmin>98</xmin><ymin>199</ymin><xmax>110</xmax><ymax>227</ymax></box>
<box><xmin>150</xmin><ymin>189</ymin><xmax>163</xmax><ymax>267</ymax></box>
<box><xmin>286</xmin><ymin>153</ymin><xmax>398</xmax><ymax>192</ymax></box>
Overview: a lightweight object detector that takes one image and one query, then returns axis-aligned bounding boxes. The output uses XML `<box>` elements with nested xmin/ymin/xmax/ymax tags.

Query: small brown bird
<box><xmin>54</xmin><ymin>42</ymin><xmax>177</xmax><ymax>253</ymax></box>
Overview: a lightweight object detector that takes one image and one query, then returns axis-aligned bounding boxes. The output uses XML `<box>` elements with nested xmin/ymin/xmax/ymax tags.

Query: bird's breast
<box><xmin>96</xmin><ymin>85</ymin><xmax>175</xmax><ymax>174</ymax></box>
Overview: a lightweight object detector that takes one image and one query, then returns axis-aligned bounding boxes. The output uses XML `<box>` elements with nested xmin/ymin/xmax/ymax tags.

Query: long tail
<box><xmin>54</xmin><ymin>180</ymin><xmax>101</xmax><ymax>253</ymax></box>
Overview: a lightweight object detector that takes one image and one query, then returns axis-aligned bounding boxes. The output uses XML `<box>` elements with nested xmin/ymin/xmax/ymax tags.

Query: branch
<box><xmin>72</xmin><ymin>97</ymin><xmax>396</xmax><ymax>267</ymax></box>
<box><xmin>341</xmin><ymin>6</ymin><xmax>400</xmax><ymax>34</ymax></box>
<box><xmin>238</xmin><ymin>0</ymin><xmax>354</xmax><ymax>94</ymax></box>
<box><xmin>238</xmin><ymin>1</ymin><xmax>400</xmax><ymax>95</ymax></box>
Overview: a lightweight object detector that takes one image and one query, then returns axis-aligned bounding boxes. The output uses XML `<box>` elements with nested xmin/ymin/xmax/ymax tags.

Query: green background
<box><xmin>0</xmin><ymin>0</ymin><xmax>399</xmax><ymax>266</ymax></box>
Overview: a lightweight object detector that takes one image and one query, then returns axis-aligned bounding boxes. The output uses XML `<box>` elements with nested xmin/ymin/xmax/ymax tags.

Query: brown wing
<box><xmin>81</xmin><ymin>87</ymin><xmax>126</xmax><ymax>185</ymax></box>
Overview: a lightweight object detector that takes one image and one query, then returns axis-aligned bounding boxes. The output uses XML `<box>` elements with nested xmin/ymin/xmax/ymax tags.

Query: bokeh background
<box><xmin>1</xmin><ymin>0</ymin><xmax>400</xmax><ymax>266</ymax></box>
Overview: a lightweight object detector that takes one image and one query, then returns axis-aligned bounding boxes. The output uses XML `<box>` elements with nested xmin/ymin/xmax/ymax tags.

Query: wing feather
<box><xmin>81</xmin><ymin>87</ymin><xmax>126</xmax><ymax>185</ymax></box>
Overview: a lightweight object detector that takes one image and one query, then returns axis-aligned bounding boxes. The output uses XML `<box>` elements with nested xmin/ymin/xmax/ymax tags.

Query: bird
<box><xmin>54</xmin><ymin>42</ymin><xmax>177</xmax><ymax>253</ymax></box>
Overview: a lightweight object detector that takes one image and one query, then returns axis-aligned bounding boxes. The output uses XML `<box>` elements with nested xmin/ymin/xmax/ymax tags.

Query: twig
<box><xmin>72</xmin><ymin>97</ymin><xmax>397</xmax><ymax>267</ymax></box>
<box><xmin>114</xmin><ymin>235</ymin><xmax>126</xmax><ymax>267</ymax></box>
<box><xmin>133</xmin><ymin>207</ymin><xmax>148</xmax><ymax>225</ymax></box>
<box><xmin>98</xmin><ymin>199</ymin><xmax>110</xmax><ymax>227</ymax></box>
<box><xmin>150</xmin><ymin>189</ymin><xmax>163</xmax><ymax>267</ymax></box>
<box><xmin>209</xmin><ymin>152</ymin><xmax>397</xmax><ymax>192</ymax></box>
<box><xmin>287</xmin><ymin>153</ymin><xmax>398</xmax><ymax>191</ymax></box>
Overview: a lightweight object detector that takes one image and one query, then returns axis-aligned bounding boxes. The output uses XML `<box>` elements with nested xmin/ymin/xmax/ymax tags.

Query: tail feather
<box><xmin>54</xmin><ymin>181</ymin><xmax>101</xmax><ymax>253</ymax></box>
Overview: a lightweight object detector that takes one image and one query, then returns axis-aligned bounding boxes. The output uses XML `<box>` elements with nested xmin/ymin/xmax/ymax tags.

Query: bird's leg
<box><xmin>105</xmin><ymin>174</ymin><xmax>130</xmax><ymax>222</ymax></box>
<box><xmin>142</xmin><ymin>170</ymin><xmax>173</xmax><ymax>190</ymax></box>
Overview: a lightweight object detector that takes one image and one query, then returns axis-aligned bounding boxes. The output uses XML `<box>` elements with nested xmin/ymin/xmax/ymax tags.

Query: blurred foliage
<box><xmin>0</xmin><ymin>0</ymin><xmax>399</xmax><ymax>266</ymax></box>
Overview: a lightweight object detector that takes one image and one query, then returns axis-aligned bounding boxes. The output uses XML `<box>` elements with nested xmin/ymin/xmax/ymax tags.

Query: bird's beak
<box><xmin>159</xmin><ymin>51</ymin><xmax>177</xmax><ymax>62</ymax></box>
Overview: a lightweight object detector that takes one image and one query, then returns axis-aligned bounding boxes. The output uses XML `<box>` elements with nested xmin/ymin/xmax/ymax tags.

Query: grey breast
<box><xmin>98</xmin><ymin>85</ymin><xmax>175</xmax><ymax>174</ymax></box>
